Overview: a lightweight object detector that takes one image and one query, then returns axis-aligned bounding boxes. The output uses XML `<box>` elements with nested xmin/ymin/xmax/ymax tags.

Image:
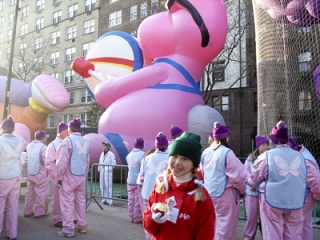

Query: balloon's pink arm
<box><xmin>94</xmin><ymin>63</ymin><xmax>169</xmax><ymax>108</ymax></box>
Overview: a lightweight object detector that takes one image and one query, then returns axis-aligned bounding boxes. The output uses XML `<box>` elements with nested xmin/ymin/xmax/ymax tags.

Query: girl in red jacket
<box><xmin>143</xmin><ymin>132</ymin><xmax>215</xmax><ymax>240</ymax></box>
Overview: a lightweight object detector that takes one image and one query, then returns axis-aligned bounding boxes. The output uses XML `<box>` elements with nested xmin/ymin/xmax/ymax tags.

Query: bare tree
<box><xmin>86</xmin><ymin>100</ymin><xmax>105</xmax><ymax>128</ymax></box>
<box><xmin>12</xmin><ymin>33</ymin><xmax>60</xmax><ymax>83</ymax></box>
<box><xmin>202</xmin><ymin>0</ymin><xmax>255</xmax><ymax>104</ymax></box>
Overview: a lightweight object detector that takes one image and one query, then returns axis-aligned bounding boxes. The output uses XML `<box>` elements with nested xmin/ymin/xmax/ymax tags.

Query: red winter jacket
<box><xmin>143</xmin><ymin>174</ymin><xmax>215</xmax><ymax>240</ymax></box>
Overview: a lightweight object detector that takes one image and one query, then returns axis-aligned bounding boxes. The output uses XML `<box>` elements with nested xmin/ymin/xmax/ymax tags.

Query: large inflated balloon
<box><xmin>0</xmin><ymin>74</ymin><xmax>70</xmax><ymax>137</ymax></box>
<box><xmin>257</xmin><ymin>0</ymin><xmax>320</xmax><ymax>26</ymax></box>
<box><xmin>73</xmin><ymin>0</ymin><xmax>227</xmax><ymax>165</ymax></box>
<box><xmin>13</xmin><ymin>123</ymin><xmax>31</xmax><ymax>150</ymax></box>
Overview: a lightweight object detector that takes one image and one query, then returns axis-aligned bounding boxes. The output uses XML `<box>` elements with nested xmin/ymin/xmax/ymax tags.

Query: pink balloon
<box><xmin>83</xmin><ymin>133</ymin><xmax>107</xmax><ymax>166</ymax></box>
<box><xmin>13</xmin><ymin>123</ymin><xmax>31</xmax><ymax>150</ymax></box>
<box><xmin>82</xmin><ymin>0</ymin><xmax>228</xmax><ymax>164</ymax></box>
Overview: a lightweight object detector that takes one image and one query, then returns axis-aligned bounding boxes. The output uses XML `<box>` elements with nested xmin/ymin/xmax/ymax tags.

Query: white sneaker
<box><xmin>56</xmin><ymin>230</ymin><xmax>75</xmax><ymax>238</ymax></box>
<box><xmin>77</xmin><ymin>229</ymin><xmax>87</xmax><ymax>234</ymax></box>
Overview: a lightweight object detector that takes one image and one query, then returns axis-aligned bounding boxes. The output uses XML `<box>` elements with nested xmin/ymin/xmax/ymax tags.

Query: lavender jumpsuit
<box><xmin>299</xmin><ymin>145</ymin><xmax>320</xmax><ymax>240</ymax></box>
<box><xmin>24</xmin><ymin>140</ymin><xmax>49</xmax><ymax>217</ymax></box>
<box><xmin>56</xmin><ymin>133</ymin><xmax>90</xmax><ymax>235</ymax></box>
<box><xmin>248</xmin><ymin>144</ymin><xmax>308</xmax><ymax>240</ymax></box>
<box><xmin>0</xmin><ymin>134</ymin><xmax>24</xmax><ymax>239</ymax></box>
<box><xmin>126</xmin><ymin>148</ymin><xmax>145</xmax><ymax>223</ymax></box>
<box><xmin>45</xmin><ymin>137</ymin><xmax>63</xmax><ymax>225</ymax></box>
<box><xmin>201</xmin><ymin>145</ymin><xmax>246</xmax><ymax>240</ymax></box>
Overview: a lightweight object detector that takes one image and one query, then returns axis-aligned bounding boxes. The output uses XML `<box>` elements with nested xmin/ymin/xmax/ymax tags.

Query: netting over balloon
<box><xmin>253</xmin><ymin>0</ymin><xmax>320</xmax><ymax>162</ymax></box>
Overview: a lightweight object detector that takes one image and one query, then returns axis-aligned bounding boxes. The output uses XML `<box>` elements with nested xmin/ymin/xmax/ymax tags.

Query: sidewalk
<box><xmin>4</xmin><ymin>196</ymin><xmax>319</xmax><ymax>240</ymax></box>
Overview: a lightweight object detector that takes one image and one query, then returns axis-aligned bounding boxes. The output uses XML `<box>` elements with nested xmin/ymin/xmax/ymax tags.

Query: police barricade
<box><xmin>86</xmin><ymin>163</ymin><xmax>128</xmax><ymax>209</ymax></box>
<box><xmin>313</xmin><ymin>202</ymin><xmax>320</xmax><ymax>228</ymax></box>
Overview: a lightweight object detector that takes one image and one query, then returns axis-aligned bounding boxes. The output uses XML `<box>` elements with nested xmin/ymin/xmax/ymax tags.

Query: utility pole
<box><xmin>2</xmin><ymin>0</ymin><xmax>19</xmax><ymax>120</ymax></box>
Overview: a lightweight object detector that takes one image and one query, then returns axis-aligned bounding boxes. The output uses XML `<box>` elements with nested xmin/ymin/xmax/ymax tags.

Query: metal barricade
<box><xmin>86</xmin><ymin>163</ymin><xmax>128</xmax><ymax>209</ymax></box>
<box><xmin>312</xmin><ymin>201</ymin><xmax>320</xmax><ymax>228</ymax></box>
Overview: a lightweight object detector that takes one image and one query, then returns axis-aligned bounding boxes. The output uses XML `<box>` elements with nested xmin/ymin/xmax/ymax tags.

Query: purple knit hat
<box><xmin>155</xmin><ymin>132</ymin><xmax>168</xmax><ymax>149</ymax></box>
<box><xmin>269</xmin><ymin>120</ymin><xmax>288</xmax><ymax>144</ymax></box>
<box><xmin>68</xmin><ymin>118</ymin><xmax>81</xmax><ymax>132</ymax></box>
<box><xmin>134</xmin><ymin>137</ymin><xmax>144</xmax><ymax>150</ymax></box>
<box><xmin>211</xmin><ymin>121</ymin><xmax>230</xmax><ymax>140</ymax></box>
<box><xmin>35</xmin><ymin>130</ymin><xmax>46</xmax><ymax>140</ymax></box>
<box><xmin>1</xmin><ymin>116</ymin><xmax>15</xmax><ymax>132</ymax></box>
<box><xmin>255</xmin><ymin>135</ymin><xmax>269</xmax><ymax>148</ymax></box>
<box><xmin>288</xmin><ymin>138</ymin><xmax>299</xmax><ymax>151</ymax></box>
<box><xmin>170</xmin><ymin>125</ymin><xmax>183</xmax><ymax>140</ymax></box>
<box><xmin>57</xmin><ymin>122</ymin><xmax>68</xmax><ymax>134</ymax></box>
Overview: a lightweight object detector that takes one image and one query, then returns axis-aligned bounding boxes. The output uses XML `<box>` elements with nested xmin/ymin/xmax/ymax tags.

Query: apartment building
<box><xmin>0</xmin><ymin>0</ymin><xmax>100</xmax><ymax>139</ymax></box>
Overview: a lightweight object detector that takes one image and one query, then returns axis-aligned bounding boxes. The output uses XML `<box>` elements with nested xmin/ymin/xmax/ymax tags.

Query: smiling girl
<box><xmin>143</xmin><ymin>132</ymin><xmax>215</xmax><ymax>240</ymax></box>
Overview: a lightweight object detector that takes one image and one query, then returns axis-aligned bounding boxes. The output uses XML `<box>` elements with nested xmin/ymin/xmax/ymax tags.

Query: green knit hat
<box><xmin>169</xmin><ymin>132</ymin><xmax>202</xmax><ymax>167</ymax></box>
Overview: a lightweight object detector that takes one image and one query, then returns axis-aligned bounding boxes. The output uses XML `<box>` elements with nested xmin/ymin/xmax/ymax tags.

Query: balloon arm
<box><xmin>94</xmin><ymin>64</ymin><xmax>169</xmax><ymax>108</ymax></box>
<box><xmin>88</xmin><ymin>69</ymin><xmax>105</xmax><ymax>82</ymax></box>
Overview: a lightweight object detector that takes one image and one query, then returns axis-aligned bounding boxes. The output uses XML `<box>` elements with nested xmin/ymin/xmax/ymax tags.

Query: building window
<box><xmin>85</xmin><ymin>0</ymin><xmax>96</xmax><ymax>12</ymax></box>
<box><xmin>109</xmin><ymin>0</ymin><xmax>119</xmax><ymax>3</ymax></box>
<box><xmin>50</xmin><ymin>51</ymin><xmax>60</xmax><ymax>65</ymax></box>
<box><xmin>65</xmin><ymin>47</ymin><xmax>76</xmax><ymax>61</ymax></box>
<box><xmin>109</xmin><ymin>10</ymin><xmax>122</xmax><ymax>27</ymax></box>
<box><xmin>51</xmin><ymin>31</ymin><xmax>60</xmax><ymax>45</ymax></box>
<box><xmin>80</xmin><ymin>113</ymin><xmax>88</xmax><ymax>126</ymax></box>
<box><xmin>48</xmin><ymin>114</ymin><xmax>55</xmax><ymax>128</ymax></box>
<box><xmin>9</xmin><ymin>12</ymin><xmax>15</xmax><ymax>24</ymax></box>
<box><xmin>53</xmin><ymin>0</ymin><xmax>62</xmax><ymax>5</ymax></box>
<box><xmin>21</xmin><ymin>5</ymin><xmax>29</xmax><ymax>18</ymax></box>
<box><xmin>212</xmin><ymin>96</ymin><xmax>229</xmax><ymax>112</ymax></box>
<box><xmin>63</xmin><ymin>114</ymin><xmax>73</xmax><ymax>123</ymax></box>
<box><xmin>82</xmin><ymin>42</ymin><xmax>95</xmax><ymax>57</ymax></box>
<box><xmin>212</xmin><ymin>60</ymin><xmax>225</xmax><ymax>82</ymax></box>
<box><xmin>10</xmin><ymin>0</ymin><xmax>17</xmax><ymax>6</ymax></box>
<box><xmin>53</xmin><ymin>10</ymin><xmax>62</xmax><ymax>24</ymax></box>
<box><xmin>299</xmin><ymin>91</ymin><xmax>311</xmax><ymax>110</ymax></box>
<box><xmin>298</xmin><ymin>52</ymin><xmax>311</xmax><ymax>72</ymax></box>
<box><xmin>36</xmin><ymin>17</ymin><xmax>44</xmax><ymax>30</ymax></box>
<box><xmin>130</xmin><ymin>5</ymin><xmax>137</xmax><ymax>21</ymax></box>
<box><xmin>80</xmin><ymin>90</ymin><xmax>92</xmax><ymax>103</ymax></box>
<box><xmin>140</xmin><ymin>2</ymin><xmax>147</xmax><ymax>18</ymax></box>
<box><xmin>19</xmin><ymin>43</ymin><xmax>27</xmax><ymax>54</ymax></box>
<box><xmin>298</xmin><ymin>27</ymin><xmax>311</xmax><ymax>34</ymax></box>
<box><xmin>69</xmin><ymin>92</ymin><xmax>74</xmax><ymax>104</ymax></box>
<box><xmin>35</xmin><ymin>37</ymin><xmax>43</xmax><ymax>49</ymax></box>
<box><xmin>36</xmin><ymin>0</ymin><xmax>45</xmax><ymax>12</ymax></box>
<box><xmin>0</xmin><ymin>1</ymin><xmax>4</xmax><ymax>11</ymax></box>
<box><xmin>64</xmin><ymin>69</ymin><xmax>74</xmax><ymax>83</ymax></box>
<box><xmin>34</xmin><ymin>57</ymin><xmax>42</xmax><ymax>69</ymax></box>
<box><xmin>50</xmin><ymin>72</ymin><xmax>59</xmax><ymax>79</ymax></box>
<box><xmin>0</xmin><ymin>17</ymin><xmax>3</xmax><ymax>27</ymax></box>
<box><xmin>66</xmin><ymin>25</ymin><xmax>77</xmax><ymax>40</ymax></box>
<box><xmin>68</xmin><ymin>4</ymin><xmax>78</xmax><ymax>18</ymax></box>
<box><xmin>18</xmin><ymin>62</ymin><xmax>24</xmax><ymax>73</ymax></box>
<box><xmin>151</xmin><ymin>0</ymin><xmax>158</xmax><ymax>14</ymax></box>
<box><xmin>8</xmin><ymin>30</ymin><xmax>12</xmax><ymax>41</ymax></box>
<box><xmin>83</xmin><ymin>19</ymin><xmax>95</xmax><ymax>34</ymax></box>
<box><xmin>20</xmin><ymin>24</ymin><xmax>28</xmax><ymax>36</ymax></box>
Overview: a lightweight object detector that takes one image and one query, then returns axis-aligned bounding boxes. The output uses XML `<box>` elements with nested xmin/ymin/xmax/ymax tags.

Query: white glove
<box><xmin>151</xmin><ymin>203</ymin><xmax>168</xmax><ymax>224</ymax></box>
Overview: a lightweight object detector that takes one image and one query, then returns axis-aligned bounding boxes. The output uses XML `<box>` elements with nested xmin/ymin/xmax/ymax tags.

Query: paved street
<box><xmin>2</xmin><ymin>195</ymin><xmax>319</xmax><ymax>240</ymax></box>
